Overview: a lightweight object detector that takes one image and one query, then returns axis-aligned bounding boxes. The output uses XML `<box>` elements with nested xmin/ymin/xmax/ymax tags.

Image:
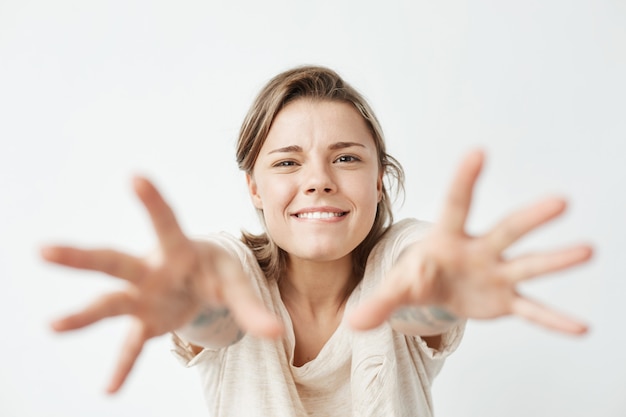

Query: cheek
<box><xmin>257</xmin><ymin>179</ymin><xmax>293</xmax><ymax>218</ymax></box>
<box><xmin>351</xmin><ymin>173</ymin><xmax>382</xmax><ymax>206</ymax></box>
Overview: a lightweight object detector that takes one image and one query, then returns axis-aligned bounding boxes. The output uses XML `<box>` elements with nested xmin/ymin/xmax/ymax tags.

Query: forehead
<box><xmin>262</xmin><ymin>99</ymin><xmax>375</xmax><ymax>148</ymax></box>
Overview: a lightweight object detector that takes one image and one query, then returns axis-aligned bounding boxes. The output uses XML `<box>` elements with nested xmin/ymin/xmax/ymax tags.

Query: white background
<box><xmin>1</xmin><ymin>1</ymin><xmax>624</xmax><ymax>416</ymax></box>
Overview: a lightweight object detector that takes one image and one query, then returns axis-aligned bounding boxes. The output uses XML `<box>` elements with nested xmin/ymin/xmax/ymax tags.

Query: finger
<box><xmin>502</xmin><ymin>245</ymin><xmax>593</xmax><ymax>282</ymax></box>
<box><xmin>484</xmin><ymin>197</ymin><xmax>567</xmax><ymax>252</ymax></box>
<box><xmin>106</xmin><ymin>321</ymin><xmax>147</xmax><ymax>394</ymax></box>
<box><xmin>132</xmin><ymin>176</ymin><xmax>187</xmax><ymax>251</ymax></box>
<box><xmin>51</xmin><ymin>292</ymin><xmax>135</xmax><ymax>332</ymax></box>
<box><xmin>41</xmin><ymin>246</ymin><xmax>146</xmax><ymax>283</ymax></box>
<box><xmin>219</xmin><ymin>267</ymin><xmax>283</xmax><ymax>339</ymax></box>
<box><xmin>348</xmin><ymin>281</ymin><xmax>409</xmax><ymax>331</ymax></box>
<box><xmin>438</xmin><ymin>149</ymin><xmax>484</xmax><ymax>234</ymax></box>
<box><xmin>511</xmin><ymin>296</ymin><xmax>588</xmax><ymax>335</ymax></box>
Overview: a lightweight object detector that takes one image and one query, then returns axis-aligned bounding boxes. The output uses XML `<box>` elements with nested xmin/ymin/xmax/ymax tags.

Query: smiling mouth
<box><xmin>294</xmin><ymin>211</ymin><xmax>348</xmax><ymax>219</ymax></box>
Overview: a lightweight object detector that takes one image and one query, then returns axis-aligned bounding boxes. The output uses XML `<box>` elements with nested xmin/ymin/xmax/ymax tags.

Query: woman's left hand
<box><xmin>349</xmin><ymin>150</ymin><xmax>593</xmax><ymax>335</ymax></box>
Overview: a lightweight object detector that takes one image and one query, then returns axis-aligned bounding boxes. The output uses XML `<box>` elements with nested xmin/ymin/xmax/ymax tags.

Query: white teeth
<box><xmin>296</xmin><ymin>212</ymin><xmax>344</xmax><ymax>219</ymax></box>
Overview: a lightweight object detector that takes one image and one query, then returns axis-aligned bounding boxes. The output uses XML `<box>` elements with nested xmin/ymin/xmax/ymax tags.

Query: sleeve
<box><xmin>171</xmin><ymin>332</ymin><xmax>205</xmax><ymax>366</ymax></box>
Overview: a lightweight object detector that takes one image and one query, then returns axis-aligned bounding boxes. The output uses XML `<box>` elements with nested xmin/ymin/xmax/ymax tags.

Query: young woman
<box><xmin>42</xmin><ymin>66</ymin><xmax>592</xmax><ymax>416</ymax></box>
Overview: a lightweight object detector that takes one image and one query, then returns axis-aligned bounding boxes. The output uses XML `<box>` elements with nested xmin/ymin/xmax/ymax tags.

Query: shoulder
<box><xmin>372</xmin><ymin>218</ymin><xmax>433</xmax><ymax>260</ymax></box>
<box><xmin>385</xmin><ymin>218</ymin><xmax>433</xmax><ymax>239</ymax></box>
<box><xmin>195</xmin><ymin>231</ymin><xmax>251</xmax><ymax>258</ymax></box>
<box><xmin>193</xmin><ymin>231</ymin><xmax>263</xmax><ymax>277</ymax></box>
<box><xmin>360</xmin><ymin>219</ymin><xmax>433</xmax><ymax>288</ymax></box>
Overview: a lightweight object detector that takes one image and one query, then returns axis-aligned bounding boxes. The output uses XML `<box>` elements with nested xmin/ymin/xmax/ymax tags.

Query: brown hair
<box><xmin>236</xmin><ymin>65</ymin><xmax>404</xmax><ymax>281</ymax></box>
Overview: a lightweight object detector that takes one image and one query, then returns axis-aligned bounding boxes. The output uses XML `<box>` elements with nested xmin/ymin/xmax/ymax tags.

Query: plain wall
<box><xmin>0</xmin><ymin>1</ymin><xmax>624</xmax><ymax>416</ymax></box>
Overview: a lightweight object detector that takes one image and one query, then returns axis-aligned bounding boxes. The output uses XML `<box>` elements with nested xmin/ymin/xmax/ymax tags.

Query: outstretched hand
<box><xmin>42</xmin><ymin>177</ymin><xmax>282</xmax><ymax>393</ymax></box>
<box><xmin>349</xmin><ymin>150</ymin><xmax>592</xmax><ymax>335</ymax></box>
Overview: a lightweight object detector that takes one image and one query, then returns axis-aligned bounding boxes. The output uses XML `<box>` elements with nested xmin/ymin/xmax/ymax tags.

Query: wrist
<box><xmin>390</xmin><ymin>305</ymin><xmax>459</xmax><ymax>336</ymax></box>
<box><xmin>175</xmin><ymin>307</ymin><xmax>244</xmax><ymax>349</ymax></box>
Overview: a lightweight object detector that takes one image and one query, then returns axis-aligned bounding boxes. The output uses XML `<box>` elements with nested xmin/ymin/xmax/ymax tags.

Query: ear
<box><xmin>377</xmin><ymin>170</ymin><xmax>384</xmax><ymax>202</ymax></box>
<box><xmin>246</xmin><ymin>173</ymin><xmax>264</xmax><ymax>209</ymax></box>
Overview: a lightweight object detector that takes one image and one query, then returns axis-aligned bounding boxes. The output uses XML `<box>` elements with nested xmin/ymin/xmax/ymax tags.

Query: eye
<box><xmin>273</xmin><ymin>160</ymin><xmax>298</xmax><ymax>167</ymax></box>
<box><xmin>334</xmin><ymin>154</ymin><xmax>361</xmax><ymax>163</ymax></box>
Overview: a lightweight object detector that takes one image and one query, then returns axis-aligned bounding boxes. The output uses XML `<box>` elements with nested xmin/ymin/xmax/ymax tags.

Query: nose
<box><xmin>303</xmin><ymin>162</ymin><xmax>336</xmax><ymax>195</ymax></box>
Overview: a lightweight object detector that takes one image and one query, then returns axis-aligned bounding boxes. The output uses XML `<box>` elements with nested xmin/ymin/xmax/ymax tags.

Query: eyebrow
<box><xmin>329</xmin><ymin>141</ymin><xmax>366</xmax><ymax>151</ymax></box>
<box><xmin>268</xmin><ymin>145</ymin><xmax>303</xmax><ymax>154</ymax></box>
<box><xmin>267</xmin><ymin>141</ymin><xmax>366</xmax><ymax>154</ymax></box>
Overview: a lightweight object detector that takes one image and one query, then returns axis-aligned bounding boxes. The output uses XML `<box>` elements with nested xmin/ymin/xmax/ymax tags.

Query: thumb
<box><xmin>348</xmin><ymin>288</ymin><xmax>406</xmax><ymax>331</ymax></box>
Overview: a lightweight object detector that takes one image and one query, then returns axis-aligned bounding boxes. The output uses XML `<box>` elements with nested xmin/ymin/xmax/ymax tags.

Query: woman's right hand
<box><xmin>42</xmin><ymin>176</ymin><xmax>283</xmax><ymax>393</ymax></box>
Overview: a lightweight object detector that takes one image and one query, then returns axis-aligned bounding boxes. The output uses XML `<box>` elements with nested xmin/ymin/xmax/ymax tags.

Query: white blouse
<box><xmin>172</xmin><ymin>218</ymin><xmax>465</xmax><ymax>417</ymax></box>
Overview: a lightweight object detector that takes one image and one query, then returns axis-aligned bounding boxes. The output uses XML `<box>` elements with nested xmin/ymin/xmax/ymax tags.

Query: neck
<box><xmin>279</xmin><ymin>255</ymin><xmax>357</xmax><ymax>315</ymax></box>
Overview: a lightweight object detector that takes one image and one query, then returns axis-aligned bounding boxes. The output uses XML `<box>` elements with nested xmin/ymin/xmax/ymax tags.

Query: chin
<box><xmin>289</xmin><ymin>243</ymin><xmax>355</xmax><ymax>263</ymax></box>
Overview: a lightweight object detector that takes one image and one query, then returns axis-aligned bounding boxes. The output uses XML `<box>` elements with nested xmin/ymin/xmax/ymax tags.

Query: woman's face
<box><xmin>247</xmin><ymin>99</ymin><xmax>382</xmax><ymax>265</ymax></box>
